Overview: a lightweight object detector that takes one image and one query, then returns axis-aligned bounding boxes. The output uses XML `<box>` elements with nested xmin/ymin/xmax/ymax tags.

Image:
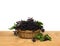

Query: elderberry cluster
<box><xmin>10</xmin><ymin>18</ymin><xmax>45</xmax><ymax>32</ymax></box>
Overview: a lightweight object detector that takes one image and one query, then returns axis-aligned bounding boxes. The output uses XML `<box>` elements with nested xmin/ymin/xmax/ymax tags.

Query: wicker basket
<box><xmin>17</xmin><ymin>29</ymin><xmax>40</xmax><ymax>39</ymax></box>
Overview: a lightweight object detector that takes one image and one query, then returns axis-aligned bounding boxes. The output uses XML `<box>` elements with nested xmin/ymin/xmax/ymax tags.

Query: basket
<box><xmin>17</xmin><ymin>29</ymin><xmax>40</xmax><ymax>39</ymax></box>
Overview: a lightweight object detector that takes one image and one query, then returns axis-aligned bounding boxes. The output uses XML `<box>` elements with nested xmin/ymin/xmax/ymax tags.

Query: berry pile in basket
<box><xmin>9</xmin><ymin>18</ymin><xmax>52</xmax><ymax>42</ymax></box>
<box><xmin>10</xmin><ymin>18</ymin><xmax>45</xmax><ymax>32</ymax></box>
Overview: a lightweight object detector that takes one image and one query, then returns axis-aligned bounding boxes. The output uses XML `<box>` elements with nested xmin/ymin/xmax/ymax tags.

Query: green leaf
<box><xmin>35</xmin><ymin>33</ymin><xmax>44</xmax><ymax>41</ymax></box>
<box><xmin>36</xmin><ymin>21</ymin><xmax>43</xmax><ymax>26</ymax></box>
<box><xmin>34</xmin><ymin>33</ymin><xmax>52</xmax><ymax>41</ymax></box>
<box><xmin>9</xmin><ymin>23</ymin><xmax>16</xmax><ymax>30</ymax></box>
<box><xmin>39</xmin><ymin>37</ymin><xmax>44</xmax><ymax>41</ymax></box>
<box><xmin>44</xmin><ymin>34</ymin><xmax>52</xmax><ymax>41</ymax></box>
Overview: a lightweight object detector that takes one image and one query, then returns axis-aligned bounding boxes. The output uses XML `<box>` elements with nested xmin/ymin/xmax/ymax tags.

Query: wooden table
<box><xmin>0</xmin><ymin>31</ymin><xmax>60</xmax><ymax>46</ymax></box>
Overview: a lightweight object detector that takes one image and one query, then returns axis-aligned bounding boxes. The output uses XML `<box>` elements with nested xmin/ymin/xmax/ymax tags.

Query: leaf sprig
<box><xmin>35</xmin><ymin>33</ymin><xmax>51</xmax><ymax>41</ymax></box>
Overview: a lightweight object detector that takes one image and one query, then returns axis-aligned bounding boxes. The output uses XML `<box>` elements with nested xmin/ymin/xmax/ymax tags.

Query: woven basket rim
<box><xmin>18</xmin><ymin>29</ymin><xmax>40</xmax><ymax>33</ymax></box>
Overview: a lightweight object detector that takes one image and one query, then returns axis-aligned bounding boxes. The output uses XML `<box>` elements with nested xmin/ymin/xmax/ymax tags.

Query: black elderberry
<box><xmin>13</xmin><ymin>31</ymin><xmax>18</xmax><ymax>36</ymax></box>
<box><xmin>27</xmin><ymin>18</ymin><xmax>34</xmax><ymax>22</ymax></box>
<box><xmin>32</xmin><ymin>38</ymin><xmax>36</xmax><ymax>42</ymax></box>
<box><xmin>41</xmin><ymin>29</ymin><xmax>45</xmax><ymax>32</ymax></box>
<box><xmin>16</xmin><ymin>21</ymin><xmax>21</xmax><ymax>24</ymax></box>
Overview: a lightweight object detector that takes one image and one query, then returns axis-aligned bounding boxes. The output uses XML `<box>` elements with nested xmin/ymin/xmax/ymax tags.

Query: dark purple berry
<box><xmin>13</xmin><ymin>31</ymin><xmax>18</xmax><ymax>36</ymax></box>
<box><xmin>41</xmin><ymin>29</ymin><xmax>45</xmax><ymax>32</ymax></box>
<box><xmin>32</xmin><ymin>38</ymin><xmax>36</xmax><ymax>42</ymax></box>
<box><xmin>27</xmin><ymin>18</ymin><xmax>34</xmax><ymax>22</ymax></box>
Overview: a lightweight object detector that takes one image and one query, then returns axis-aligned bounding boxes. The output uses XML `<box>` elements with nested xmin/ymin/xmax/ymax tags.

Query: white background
<box><xmin>0</xmin><ymin>0</ymin><xmax>60</xmax><ymax>31</ymax></box>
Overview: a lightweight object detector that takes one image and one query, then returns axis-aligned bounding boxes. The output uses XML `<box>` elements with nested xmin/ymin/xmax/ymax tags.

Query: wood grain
<box><xmin>0</xmin><ymin>31</ymin><xmax>60</xmax><ymax>46</ymax></box>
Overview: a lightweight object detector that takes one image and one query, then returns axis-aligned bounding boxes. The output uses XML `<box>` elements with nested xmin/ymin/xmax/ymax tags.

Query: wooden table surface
<box><xmin>0</xmin><ymin>31</ymin><xmax>60</xmax><ymax>46</ymax></box>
